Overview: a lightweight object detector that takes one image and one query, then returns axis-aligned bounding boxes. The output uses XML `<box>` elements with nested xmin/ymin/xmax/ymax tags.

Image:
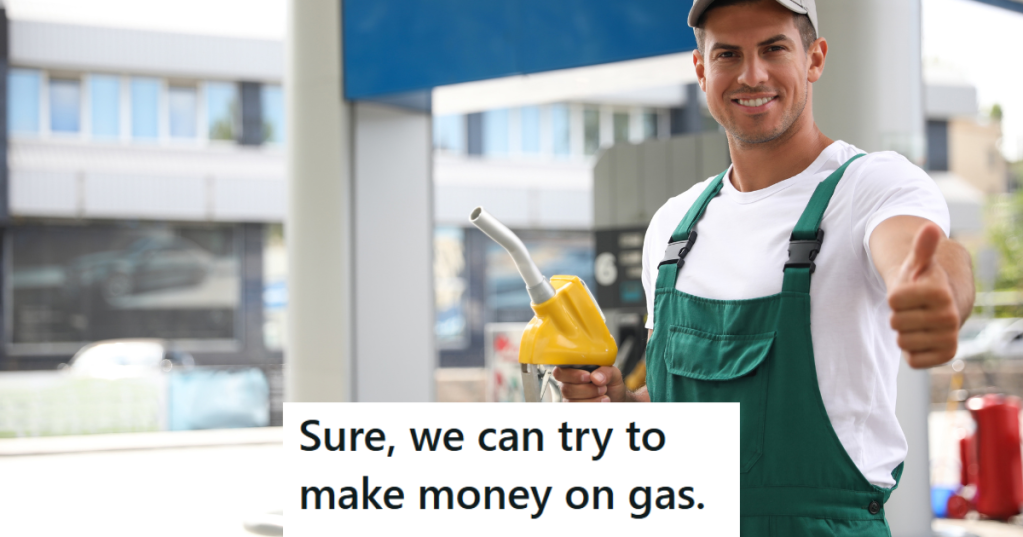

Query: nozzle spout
<box><xmin>470</xmin><ymin>207</ymin><xmax>556</xmax><ymax>304</ymax></box>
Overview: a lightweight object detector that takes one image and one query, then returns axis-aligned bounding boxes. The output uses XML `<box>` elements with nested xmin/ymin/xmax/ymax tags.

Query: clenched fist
<box><xmin>887</xmin><ymin>223</ymin><xmax>961</xmax><ymax>368</ymax></box>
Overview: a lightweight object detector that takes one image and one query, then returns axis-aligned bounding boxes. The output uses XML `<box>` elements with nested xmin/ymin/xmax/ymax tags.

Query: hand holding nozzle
<box><xmin>554</xmin><ymin>365</ymin><xmax>631</xmax><ymax>403</ymax></box>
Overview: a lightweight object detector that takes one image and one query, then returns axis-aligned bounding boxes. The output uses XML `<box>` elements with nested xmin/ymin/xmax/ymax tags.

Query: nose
<box><xmin>736</xmin><ymin>54</ymin><xmax>769</xmax><ymax>89</ymax></box>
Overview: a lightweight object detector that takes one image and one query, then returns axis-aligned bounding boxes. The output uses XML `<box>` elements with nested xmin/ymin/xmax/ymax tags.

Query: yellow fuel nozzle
<box><xmin>469</xmin><ymin>207</ymin><xmax>617</xmax><ymax>402</ymax></box>
<box><xmin>519</xmin><ymin>275</ymin><xmax>617</xmax><ymax>368</ymax></box>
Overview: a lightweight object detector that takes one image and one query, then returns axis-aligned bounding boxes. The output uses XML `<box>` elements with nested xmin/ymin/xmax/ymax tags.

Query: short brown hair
<box><xmin>694</xmin><ymin>0</ymin><xmax>817</xmax><ymax>55</ymax></box>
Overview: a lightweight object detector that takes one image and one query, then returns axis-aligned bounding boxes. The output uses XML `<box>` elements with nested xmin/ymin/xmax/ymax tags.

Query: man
<box><xmin>555</xmin><ymin>0</ymin><xmax>975</xmax><ymax>534</ymax></box>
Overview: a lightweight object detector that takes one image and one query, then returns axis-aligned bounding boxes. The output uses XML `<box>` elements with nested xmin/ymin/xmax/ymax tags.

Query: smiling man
<box><xmin>555</xmin><ymin>0</ymin><xmax>975</xmax><ymax>534</ymax></box>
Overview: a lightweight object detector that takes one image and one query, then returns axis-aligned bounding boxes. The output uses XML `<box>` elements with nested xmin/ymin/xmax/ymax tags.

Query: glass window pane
<box><xmin>261</xmin><ymin>84</ymin><xmax>285</xmax><ymax>144</ymax></box>
<box><xmin>551</xmin><ymin>104</ymin><xmax>570</xmax><ymax>156</ymax></box>
<box><xmin>433</xmin><ymin>114</ymin><xmax>464</xmax><ymax>153</ymax></box>
<box><xmin>613</xmin><ymin>112</ymin><xmax>629</xmax><ymax>143</ymax></box>
<box><xmin>520</xmin><ymin>106</ymin><xmax>540</xmax><ymax>154</ymax></box>
<box><xmin>482</xmin><ymin>109</ymin><xmax>509</xmax><ymax>156</ymax></box>
<box><xmin>643</xmin><ymin>110</ymin><xmax>658</xmax><ymax>140</ymax></box>
<box><xmin>583</xmin><ymin>107</ymin><xmax>600</xmax><ymax>155</ymax></box>
<box><xmin>131</xmin><ymin>77</ymin><xmax>160</xmax><ymax>139</ymax></box>
<box><xmin>168</xmin><ymin>86</ymin><xmax>197</xmax><ymax>138</ymax></box>
<box><xmin>207</xmin><ymin>81</ymin><xmax>238</xmax><ymax>141</ymax></box>
<box><xmin>8</xmin><ymin>69</ymin><xmax>40</xmax><ymax>134</ymax></box>
<box><xmin>90</xmin><ymin>75</ymin><xmax>120</xmax><ymax>138</ymax></box>
<box><xmin>50</xmin><ymin>78</ymin><xmax>81</xmax><ymax>133</ymax></box>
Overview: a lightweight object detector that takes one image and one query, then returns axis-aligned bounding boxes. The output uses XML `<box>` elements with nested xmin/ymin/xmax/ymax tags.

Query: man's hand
<box><xmin>877</xmin><ymin>220</ymin><xmax>973</xmax><ymax>369</ymax></box>
<box><xmin>553</xmin><ymin>366</ymin><xmax>647</xmax><ymax>403</ymax></box>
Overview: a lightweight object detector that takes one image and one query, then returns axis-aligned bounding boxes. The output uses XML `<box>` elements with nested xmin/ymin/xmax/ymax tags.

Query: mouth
<box><xmin>732</xmin><ymin>95</ymin><xmax>777</xmax><ymax>111</ymax></box>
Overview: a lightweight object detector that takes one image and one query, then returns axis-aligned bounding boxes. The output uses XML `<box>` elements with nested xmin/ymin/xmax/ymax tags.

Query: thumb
<box><xmin>905</xmin><ymin>224</ymin><xmax>942</xmax><ymax>280</ymax></box>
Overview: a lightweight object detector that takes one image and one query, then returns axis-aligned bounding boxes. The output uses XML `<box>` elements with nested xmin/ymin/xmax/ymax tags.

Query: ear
<box><xmin>807</xmin><ymin>37</ymin><xmax>827</xmax><ymax>83</ymax></box>
<box><xmin>693</xmin><ymin>49</ymin><xmax>707</xmax><ymax>92</ymax></box>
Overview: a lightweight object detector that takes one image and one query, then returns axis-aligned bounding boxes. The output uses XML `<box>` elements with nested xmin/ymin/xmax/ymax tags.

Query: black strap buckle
<box><xmin>659</xmin><ymin>230</ymin><xmax>698</xmax><ymax>269</ymax></box>
<box><xmin>785</xmin><ymin>229</ymin><xmax>824</xmax><ymax>274</ymax></box>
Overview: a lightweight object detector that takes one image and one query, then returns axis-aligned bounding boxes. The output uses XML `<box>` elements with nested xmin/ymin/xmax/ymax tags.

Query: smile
<box><xmin>734</xmin><ymin>96</ymin><xmax>776</xmax><ymax>108</ymax></box>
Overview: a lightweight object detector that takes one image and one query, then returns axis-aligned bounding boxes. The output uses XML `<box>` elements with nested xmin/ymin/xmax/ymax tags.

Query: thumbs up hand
<box><xmin>887</xmin><ymin>223</ymin><xmax>960</xmax><ymax>368</ymax></box>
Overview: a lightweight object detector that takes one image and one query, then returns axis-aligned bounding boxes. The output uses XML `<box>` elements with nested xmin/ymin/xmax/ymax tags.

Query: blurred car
<box><xmin>64</xmin><ymin>338</ymin><xmax>269</xmax><ymax>430</ymax></box>
<box><xmin>64</xmin><ymin>235</ymin><xmax>213</xmax><ymax>304</ymax></box>
<box><xmin>956</xmin><ymin>317</ymin><xmax>1022</xmax><ymax>361</ymax></box>
<box><xmin>990</xmin><ymin>319</ymin><xmax>1023</xmax><ymax>361</ymax></box>
<box><xmin>64</xmin><ymin>338</ymin><xmax>194</xmax><ymax>378</ymax></box>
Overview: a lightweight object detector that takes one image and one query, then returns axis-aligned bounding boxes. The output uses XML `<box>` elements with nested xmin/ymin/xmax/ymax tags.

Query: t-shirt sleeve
<box><xmin>852</xmin><ymin>152</ymin><xmax>951</xmax><ymax>280</ymax></box>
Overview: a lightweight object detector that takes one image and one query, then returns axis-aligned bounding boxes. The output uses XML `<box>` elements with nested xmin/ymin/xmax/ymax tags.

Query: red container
<box><xmin>959</xmin><ymin>434</ymin><xmax>978</xmax><ymax>487</ymax></box>
<box><xmin>967</xmin><ymin>394</ymin><xmax>1023</xmax><ymax>520</ymax></box>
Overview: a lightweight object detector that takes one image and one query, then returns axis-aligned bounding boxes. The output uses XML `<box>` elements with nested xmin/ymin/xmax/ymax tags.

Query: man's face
<box><xmin>694</xmin><ymin>1</ymin><xmax>822</xmax><ymax>145</ymax></box>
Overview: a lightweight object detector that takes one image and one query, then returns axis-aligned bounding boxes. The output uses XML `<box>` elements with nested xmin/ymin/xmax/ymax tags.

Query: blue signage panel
<box><xmin>343</xmin><ymin>0</ymin><xmax>697</xmax><ymax>99</ymax></box>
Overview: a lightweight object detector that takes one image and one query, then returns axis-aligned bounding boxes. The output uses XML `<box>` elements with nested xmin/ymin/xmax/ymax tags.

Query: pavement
<box><xmin>0</xmin><ymin>428</ymin><xmax>283</xmax><ymax>537</ymax></box>
<box><xmin>936</xmin><ymin>519</ymin><xmax>1023</xmax><ymax>537</ymax></box>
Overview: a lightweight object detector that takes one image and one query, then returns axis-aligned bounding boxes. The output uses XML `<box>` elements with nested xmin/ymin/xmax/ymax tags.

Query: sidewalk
<box><xmin>0</xmin><ymin>428</ymin><xmax>283</xmax><ymax>537</ymax></box>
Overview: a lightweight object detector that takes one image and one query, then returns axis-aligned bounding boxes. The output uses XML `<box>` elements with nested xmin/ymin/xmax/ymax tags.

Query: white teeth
<box><xmin>738</xmin><ymin>97</ymin><xmax>773</xmax><ymax>107</ymax></box>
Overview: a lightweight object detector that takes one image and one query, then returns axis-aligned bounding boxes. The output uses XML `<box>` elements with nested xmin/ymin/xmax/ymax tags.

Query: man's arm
<box><xmin>869</xmin><ymin>216</ymin><xmax>975</xmax><ymax>369</ymax></box>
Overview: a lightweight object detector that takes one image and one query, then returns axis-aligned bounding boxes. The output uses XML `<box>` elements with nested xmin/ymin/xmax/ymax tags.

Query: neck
<box><xmin>726</xmin><ymin>113</ymin><xmax>833</xmax><ymax>193</ymax></box>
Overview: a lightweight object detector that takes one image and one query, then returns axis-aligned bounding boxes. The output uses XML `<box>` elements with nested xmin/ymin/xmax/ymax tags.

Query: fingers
<box><xmin>896</xmin><ymin>331</ymin><xmax>957</xmax><ymax>354</ymax></box>
<box><xmin>905</xmin><ymin>349</ymin><xmax>955</xmax><ymax>370</ymax></box>
<box><xmin>553</xmin><ymin>366</ymin><xmax>622</xmax><ymax>403</ymax></box>
<box><xmin>888</xmin><ymin>275</ymin><xmax>954</xmax><ymax>312</ymax></box>
<box><xmin>905</xmin><ymin>223</ymin><xmax>942</xmax><ymax>280</ymax></box>
<box><xmin>559</xmin><ymin>380</ymin><xmax>608</xmax><ymax>401</ymax></box>
<box><xmin>889</xmin><ymin>306</ymin><xmax>959</xmax><ymax>333</ymax></box>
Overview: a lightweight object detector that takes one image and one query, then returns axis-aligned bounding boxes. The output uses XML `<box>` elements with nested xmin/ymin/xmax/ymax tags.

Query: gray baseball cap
<box><xmin>688</xmin><ymin>0</ymin><xmax>818</xmax><ymax>36</ymax></box>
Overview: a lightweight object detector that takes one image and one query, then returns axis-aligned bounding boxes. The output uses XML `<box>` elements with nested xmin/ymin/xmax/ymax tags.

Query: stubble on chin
<box><xmin>719</xmin><ymin>83</ymin><xmax>808</xmax><ymax>147</ymax></box>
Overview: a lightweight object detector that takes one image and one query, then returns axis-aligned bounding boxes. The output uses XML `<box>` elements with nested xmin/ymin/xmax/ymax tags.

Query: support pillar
<box><xmin>285</xmin><ymin>0</ymin><xmax>352</xmax><ymax>402</ymax></box>
<box><xmin>353</xmin><ymin>103</ymin><xmax>435</xmax><ymax>402</ymax></box>
<box><xmin>815</xmin><ymin>3</ymin><xmax>931</xmax><ymax>536</ymax></box>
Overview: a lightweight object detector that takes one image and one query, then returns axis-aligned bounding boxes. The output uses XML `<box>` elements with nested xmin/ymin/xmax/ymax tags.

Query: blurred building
<box><xmin>1</xmin><ymin>6</ymin><xmax>286</xmax><ymax>370</ymax></box>
<box><xmin>923</xmin><ymin>63</ymin><xmax>1007</xmax><ymax>243</ymax></box>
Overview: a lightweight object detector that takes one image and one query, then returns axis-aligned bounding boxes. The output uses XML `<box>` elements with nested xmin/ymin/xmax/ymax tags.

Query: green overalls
<box><xmin>646</xmin><ymin>155</ymin><xmax>904</xmax><ymax>536</ymax></box>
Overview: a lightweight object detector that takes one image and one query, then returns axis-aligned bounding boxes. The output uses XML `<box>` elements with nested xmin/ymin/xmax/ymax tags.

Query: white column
<box><xmin>353</xmin><ymin>102</ymin><xmax>436</xmax><ymax>402</ymax></box>
<box><xmin>815</xmin><ymin>3</ymin><xmax>931</xmax><ymax>536</ymax></box>
<box><xmin>285</xmin><ymin>0</ymin><xmax>352</xmax><ymax>402</ymax></box>
<box><xmin>815</xmin><ymin>1</ymin><xmax>925</xmax><ymax>163</ymax></box>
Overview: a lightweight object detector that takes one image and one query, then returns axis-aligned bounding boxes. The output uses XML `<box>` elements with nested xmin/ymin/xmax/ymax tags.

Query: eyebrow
<box><xmin>709</xmin><ymin>34</ymin><xmax>793</xmax><ymax>53</ymax></box>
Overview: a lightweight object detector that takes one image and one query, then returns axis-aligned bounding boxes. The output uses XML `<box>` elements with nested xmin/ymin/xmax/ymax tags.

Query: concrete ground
<box><xmin>936</xmin><ymin>519</ymin><xmax>1023</xmax><ymax>537</ymax></box>
<box><xmin>0</xmin><ymin>428</ymin><xmax>283</xmax><ymax>537</ymax></box>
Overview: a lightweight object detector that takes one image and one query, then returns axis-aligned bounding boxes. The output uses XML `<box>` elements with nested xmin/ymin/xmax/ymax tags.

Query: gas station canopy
<box><xmin>342</xmin><ymin>0</ymin><xmax>697</xmax><ymax>100</ymax></box>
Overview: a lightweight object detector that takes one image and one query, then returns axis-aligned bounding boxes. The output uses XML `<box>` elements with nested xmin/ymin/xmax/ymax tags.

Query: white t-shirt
<box><xmin>641</xmin><ymin>141</ymin><xmax>950</xmax><ymax>487</ymax></box>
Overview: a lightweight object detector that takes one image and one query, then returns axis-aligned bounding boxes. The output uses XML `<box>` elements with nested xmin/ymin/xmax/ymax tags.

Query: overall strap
<box><xmin>781</xmin><ymin>154</ymin><xmax>867</xmax><ymax>294</ymax></box>
<box><xmin>655</xmin><ymin>170</ymin><xmax>728</xmax><ymax>291</ymax></box>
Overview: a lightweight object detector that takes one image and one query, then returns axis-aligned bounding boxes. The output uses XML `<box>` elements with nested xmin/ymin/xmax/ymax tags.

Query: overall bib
<box><xmin>646</xmin><ymin>155</ymin><xmax>903</xmax><ymax>536</ymax></box>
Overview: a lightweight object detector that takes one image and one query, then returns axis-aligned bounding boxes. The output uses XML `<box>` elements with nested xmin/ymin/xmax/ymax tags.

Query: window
<box><xmin>520</xmin><ymin>106</ymin><xmax>540</xmax><ymax>154</ymax></box>
<box><xmin>433</xmin><ymin>114</ymin><xmax>464</xmax><ymax>153</ymax></box>
<box><xmin>50</xmin><ymin>78</ymin><xmax>81</xmax><ymax>134</ymax></box>
<box><xmin>131</xmin><ymin>77</ymin><xmax>160</xmax><ymax>140</ymax></box>
<box><xmin>90</xmin><ymin>75</ymin><xmax>120</xmax><ymax>138</ymax></box>
<box><xmin>551</xmin><ymin>104</ymin><xmax>570</xmax><ymax>157</ymax></box>
<box><xmin>168</xmin><ymin>86</ymin><xmax>198</xmax><ymax>139</ymax></box>
<box><xmin>8</xmin><ymin>69</ymin><xmax>40</xmax><ymax>135</ymax></box>
<box><xmin>207</xmin><ymin>81</ymin><xmax>238</xmax><ymax>141</ymax></box>
<box><xmin>583</xmin><ymin>107</ymin><xmax>600</xmax><ymax>155</ymax></box>
<box><xmin>643</xmin><ymin>110</ymin><xmax>659</xmax><ymax>140</ymax></box>
<box><xmin>613</xmin><ymin>111</ymin><xmax>630</xmax><ymax>144</ymax></box>
<box><xmin>482</xmin><ymin>109</ymin><xmax>509</xmax><ymax>156</ymax></box>
<box><xmin>261</xmin><ymin>84</ymin><xmax>285</xmax><ymax>144</ymax></box>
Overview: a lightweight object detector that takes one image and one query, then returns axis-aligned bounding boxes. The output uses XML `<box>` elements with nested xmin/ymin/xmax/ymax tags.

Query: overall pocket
<box><xmin>663</xmin><ymin>326</ymin><xmax>774</xmax><ymax>473</ymax></box>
